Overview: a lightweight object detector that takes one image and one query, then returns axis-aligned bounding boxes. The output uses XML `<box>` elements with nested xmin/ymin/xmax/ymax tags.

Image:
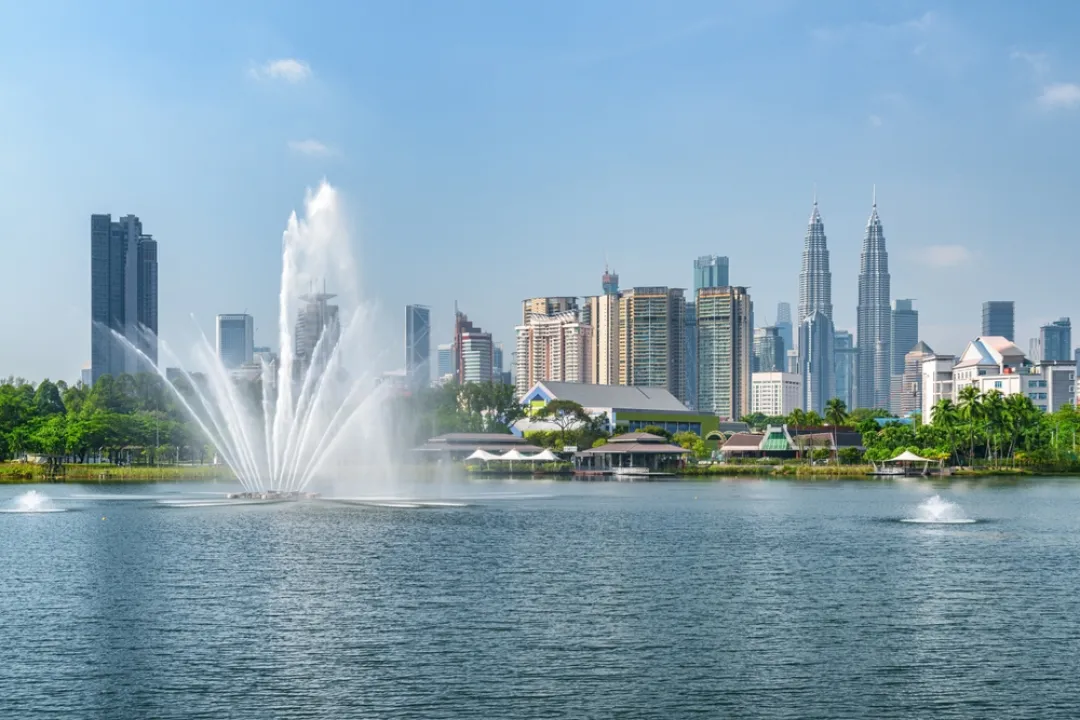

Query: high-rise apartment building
<box><xmin>619</xmin><ymin>287</ymin><xmax>687</xmax><ymax>403</ymax></box>
<box><xmin>696</xmin><ymin>286</ymin><xmax>752</xmax><ymax>419</ymax></box>
<box><xmin>1040</xmin><ymin>318</ymin><xmax>1072</xmax><ymax>362</ymax></box>
<box><xmin>900</xmin><ymin>341</ymin><xmax>934</xmax><ymax>417</ymax></box>
<box><xmin>800</xmin><ymin>311</ymin><xmax>835</xmax><ymax>415</ymax></box>
<box><xmin>982</xmin><ymin>301</ymin><xmax>1015</xmax><ymax>341</ymax></box>
<box><xmin>454</xmin><ymin>310</ymin><xmax>494</xmax><ymax>384</ymax></box>
<box><xmin>685</xmin><ymin>302</ymin><xmax>697</xmax><ymax>410</ymax></box>
<box><xmin>584</xmin><ymin>293</ymin><xmax>620</xmax><ymax>385</ymax></box>
<box><xmin>753</xmin><ymin>326</ymin><xmax>785</xmax><ymax>373</ymax></box>
<box><xmin>90</xmin><ymin>213</ymin><xmax>158</xmax><ymax>383</ymax></box>
<box><xmin>798</xmin><ymin>200</ymin><xmax>832</xmax><ymax>324</ymax></box>
<box><xmin>404</xmin><ymin>305</ymin><xmax>432</xmax><ymax>390</ymax></box>
<box><xmin>601</xmin><ymin>267</ymin><xmax>619</xmax><ymax>295</ymax></box>
<box><xmin>694</xmin><ymin>255</ymin><xmax>730</xmax><ymax>291</ymax></box>
<box><xmin>514</xmin><ymin>311</ymin><xmax>593</xmax><ymax>397</ymax></box>
<box><xmin>436</xmin><ymin>344</ymin><xmax>453</xmax><ymax>379</ymax></box>
<box><xmin>294</xmin><ymin>290</ymin><xmax>340</xmax><ymax>377</ymax></box>
<box><xmin>775</xmin><ymin>302</ymin><xmax>793</xmax><ymax>356</ymax></box>
<box><xmin>216</xmin><ymin>314</ymin><xmax>254</xmax><ymax>369</ymax></box>
<box><xmin>833</xmin><ymin>330</ymin><xmax>857</xmax><ymax>410</ymax></box>
<box><xmin>856</xmin><ymin>193</ymin><xmax>892</xmax><ymax>409</ymax></box>
<box><xmin>522</xmin><ymin>296</ymin><xmax>578</xmax><ymax>324</ymax></box>
<box><xmin>890</xmin><ymin>299</ymin><xmax>918</xmax><ymax>413</ymax></box>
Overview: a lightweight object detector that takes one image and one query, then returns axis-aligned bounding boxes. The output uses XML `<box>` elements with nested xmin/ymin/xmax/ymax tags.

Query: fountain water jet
<box><xmin>111</xmin><ymin>182</ymin><xmax>393</xmax><ymax>495</ymax></box>
<box><xmin>901</xmin><ymin>494</ymin><xmax>975</xmax><ymax>524</ymax></box>
<box><xmin>2</xmin><ymin>491</ymin><xmax>65</xmax><ymax>513</ymax></box>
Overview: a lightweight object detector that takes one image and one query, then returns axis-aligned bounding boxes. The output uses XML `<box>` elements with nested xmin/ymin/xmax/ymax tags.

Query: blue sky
<box><xmin>2</xmin><ymin>0</ymin><xmax>1080</xmax><ymax>381</ymax></box>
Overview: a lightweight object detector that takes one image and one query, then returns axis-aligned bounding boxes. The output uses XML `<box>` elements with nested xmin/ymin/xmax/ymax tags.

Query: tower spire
<box><xmin>813</xmin><ymin>183</ymin><xmax>817</xmax><ymax>206</ymax></box>
<box><xmin>872</xmin><ymin>183</ymin><xmax>877</xmax><ymax>208</ymax></box>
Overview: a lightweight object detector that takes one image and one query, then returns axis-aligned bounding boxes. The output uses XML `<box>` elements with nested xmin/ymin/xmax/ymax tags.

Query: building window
<box><xmin>994</xmin><ymin>381</ymin><xmax>1002</xmax><ymax>388</ymax></box>
<box><xmin>1028</xmin><ymin>380</ymin><xmax>1038</xmax><ymax>388</ymax></box>
<box><xmin>1039</xmin><ymin>393</ymin><xmax>1047</xmax><ymax>400</ymax></box>
<box><xmin>1028</xmin><ymin>393</ymin><xmax>1038</xmax><ymax>399</ymax></box>
<box><xmin>1039</xmin><ymin>381</ymin><xmax>1048</xmax><ymax>388</ymax></box>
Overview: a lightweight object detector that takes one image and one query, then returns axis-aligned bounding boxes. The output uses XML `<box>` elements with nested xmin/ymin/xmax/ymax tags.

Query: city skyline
<box><xmin>5</xmin><ymin>2</ymin><xmax>1080</xmax><ymax>381</ymax></box>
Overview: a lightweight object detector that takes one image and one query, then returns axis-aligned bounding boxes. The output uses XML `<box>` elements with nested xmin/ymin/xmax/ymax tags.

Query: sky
<box><xmin>2</xmin><ymin>0</ymin><xmax>1080</xmax><ymax>382</ymax></box>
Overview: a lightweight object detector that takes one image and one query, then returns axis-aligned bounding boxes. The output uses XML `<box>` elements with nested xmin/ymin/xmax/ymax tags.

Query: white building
<box><xmin>951</xmin><ymin>336</ymin><xmax>1075</xmax><ymax>413</ymax></box>
<box><xmin>514</xmin><ymin>311</ymin><xmax>593</xmax><ymax>398</ymax></box>
<box><xmin>920</xmin><ymin>354</ymin><xmax>956</xmax><ymax>421</ymax></box>
<box><xmin>752</xmin><ymin>372</ymin><xmax>802</xmax><ymax>417</ymax></box>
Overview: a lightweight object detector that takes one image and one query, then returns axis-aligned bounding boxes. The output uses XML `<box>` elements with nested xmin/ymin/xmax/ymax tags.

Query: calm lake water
<box><xmin>4</xmin><ymin>477</ymin><xmax>1080</xmax><ymax>718</ymax></box>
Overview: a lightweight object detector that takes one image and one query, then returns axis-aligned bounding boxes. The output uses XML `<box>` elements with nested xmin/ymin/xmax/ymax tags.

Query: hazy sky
<box><xmin>2</xmin><ymin>0</ymin><xmax>1080</xmax><ymax>382</ymax></box>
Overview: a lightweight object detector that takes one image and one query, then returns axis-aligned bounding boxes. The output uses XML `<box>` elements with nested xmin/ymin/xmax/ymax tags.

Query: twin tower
<box><xmin>797</xmin><ymin>192</ymin><xmax>891</xmax><ymax>413</ymax></box>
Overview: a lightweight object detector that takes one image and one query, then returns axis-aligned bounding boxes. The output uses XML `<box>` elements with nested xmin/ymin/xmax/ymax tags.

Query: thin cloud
<box><xmin>1010</xmin><ymin>50</ymin><xmax>1050</xmax><ymax>77</ymax></box>
<box><xmin>1038</xmin><ymin>82</ymin><xmax>1080</xmax><ymax>110</ymax></box>
<box><xmin>920</xmin><ymin>244</ymin><xmax>973</xmax><ymax>269</ymax></box>
<box><xmin>251</xmin><ymin>58</ymin><xmax>311</xmax><ymax>83</ymax></box>
<box><xmin>869</xmin><ymin>114</ymin><xmax>883</xmax><ymax>127</ymax></box>
<box><xmin>288</xmin><ymin>139</ymin><xmax>334</xmax><ymax>157</ymax></box>
<box><xmin>812</xmin><ymin>11</ymin><xmax>971</xmax><ymax>75</ymax></box>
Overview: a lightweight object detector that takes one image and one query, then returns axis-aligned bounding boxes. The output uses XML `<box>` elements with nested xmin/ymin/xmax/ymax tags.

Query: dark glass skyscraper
<box><xmin>694</xmin><ymin>255</ymin><xmax>730</xmax><ymax>292</ymax></box>
<box><xmin>90</xmin><ymin>214</ymin><xmax>158</xmax><ymax>384</ymax></box>
<box><xmin>982</xmin><ymin>301</ymin><xmax>1015</xmax><ymax>341</ymax></box>
<box><xmin>405</xmin><ymin>304</ymin><xmax>431</xmax><ymax>389</ymax></box>
<box><xmin>891</xmin><ymin>299</ymin><xmax>918</xmax><ymax>374</ymax></box>
<box><xmin>1040</xmin><ymin>318</ymin><xmax>1072</xmax><ymax>362</ymax></box>
<box><xmin>856</xmin><ymin>193</ymin><xmax>892</xmax><ymax>410</ymax></box>
<box><xmin>775</xmin><ymin>302</ymin><xmax>793</xmax><ymax>356</ymax></box>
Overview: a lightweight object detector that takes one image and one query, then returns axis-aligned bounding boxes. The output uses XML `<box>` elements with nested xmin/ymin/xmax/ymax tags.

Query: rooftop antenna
<box><xmin>872</xmin><ymin>183</ymin><xmax>877</xmax><ymax>208</ymax></box>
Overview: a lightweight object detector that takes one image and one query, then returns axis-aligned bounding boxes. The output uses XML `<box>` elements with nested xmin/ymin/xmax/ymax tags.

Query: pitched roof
<box><xmin>907</xmin><ymin>341</ymin><xmax>934</xmax><ymax>355</ymax></box>
<box><xmin>722</xmin><ymin>432</ymin><xmax>764</xmax><ymax>450</ymax></box>
<box><xmin>609</xmin><ymin>431</ymin><xmax>666</xmax><ymax>443</ymax></box>
<box><xmin>955</xmin><ymin>336</ymin><xmax>1026</xmax><ymax>369</ymax></box>
<box><xmin>531</xmin><ymin>381</ymin><xmax>691</xmax><ymax>412</ymax></box>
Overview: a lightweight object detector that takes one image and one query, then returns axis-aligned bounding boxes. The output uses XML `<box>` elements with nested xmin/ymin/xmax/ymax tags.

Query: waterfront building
<box><xmin>982</xmin><ymin>301</ymin><xmax>1015</xmax><ymax>341</ymax></box>
<box><xmin>216</xmin><ymin>314</ymin><xmax>254</xmax><ymax>369</ymax></box>
<box><xmin>776</xmin><ymin>302</ymin><xmax>794</xmax><ymax>356</ymax></box>
<box><xmin>833</xmin><ymin>330</ymin><xmax>857</xmax><ymax>410</ymax></box>
<box><xmin>1040</xmin><ymin>318</ymin><xmax>1072</xmax><ymax>362</ymax></box>
<box><xmin>90</xmin><ymin>213</ymin><xmax>158</xmax><ymax>383</ymax></box>
<box><xmin>618</xmin><ymin>287</ymin><xmax>687</xmax><ymax>404</ymax></box>
<box><xmin>751</xmin><ymin>372</ymin><xmax>802</xmax><ymax>416</ymax></box>
<box><xmin>514</xmin><ymin>310</ymin><xmax>593</xmax><ymax>398</ymax></box>
<box><xmin>798</xmin><ymin>199</ymin><xmax>832</xmax><ymax>324</ymax></box>
<box><xmin>952</xmin><ymin>336</ymin><xmax>1075</xmax><ymax>413</ymax></box>
<box><xmin>753</xmin><ymin>326</ymin><xmax>785</xmax><ymax>373</ymax></box>
<box><xmin>899</xmin><ymin>341</ymin><xmax>934</xmax><ymax>417</ymax></box>
<box><xmin>404</xmin><ymin>305</ymin><xmax>431</xmax><ymax>390</ymax></box>
<box><xmin>920</xmin><ymin>354</ymin><xmax>956</xmax><ymax>422</ymax></box>
<box><xmin>856</xmin><ymin>192</ymin><xmax>891</xmax><ymax>409</ymax></box>
<box><xmin>799</xmin><ymin>310</ymin><xmax>835</xmax><ymax>415</ymax></box>
<box><xmin>696</xmin><ymin>286</ymin><xmax>752</xmax><ymax>420</ymax></box>
<box><xmin>694</xmin><ymin>255</ymin><xmax>730</xmax><ymax>291</ymax></box>
<box><xmin>454</xmin><ymin>310</ymin><xmax>493</xmax><ymax>384</ymax></box>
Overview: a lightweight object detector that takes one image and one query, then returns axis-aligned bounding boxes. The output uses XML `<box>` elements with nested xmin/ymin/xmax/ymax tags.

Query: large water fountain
<box><xmin>119</xmin><ymin>182</ymin><xmax>392</xmax><ymax>496</ymax></box>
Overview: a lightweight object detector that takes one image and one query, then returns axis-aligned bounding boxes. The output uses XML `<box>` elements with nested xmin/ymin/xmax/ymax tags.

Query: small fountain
<box><xmin>2</xmin><ymin>491</ymin><xmax>65</xmax><ymax>513</ymax></box>
<box><xmin>901</xmin><ymin>494</ymin><xmax>975</xmax><ymax>524</ymax></box>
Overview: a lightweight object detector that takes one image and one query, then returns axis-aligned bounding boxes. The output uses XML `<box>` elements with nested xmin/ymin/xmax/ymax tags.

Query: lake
<box><xmin>4</xmin><ymin>477</ymin><xmax>1080</xmax><ymax>718</ymax></box>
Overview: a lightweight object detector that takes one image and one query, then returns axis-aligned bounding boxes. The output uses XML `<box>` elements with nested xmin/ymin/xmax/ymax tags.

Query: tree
<box><xmin>957</xmin><ymin>385</ymin><xmax>982</xmax><ymax>466</ymax></box>
<box><xmin>673</xmin><ymin>431</ymin><xmax>709</xmax><ymax>460</ymax></box>
<box><xmin>33</xmin><ymin>380</ymin><xmax>65</xmax><ymax>416</ymax></box>
<box><xmin>824</xmin><ymin>398</ymin><xmax>848</xmax><ymax>427</ymax></box>
<box><xmin>536</xmin><ymin>400</ymin><xmax>590</xmax><ymax>447</ymax></box>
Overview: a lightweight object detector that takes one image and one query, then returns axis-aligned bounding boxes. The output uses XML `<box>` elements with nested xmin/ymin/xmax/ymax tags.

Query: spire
<box><xmin>872</xmin><ymin>183</ymin><xmax>876</xmax><ymax>208</ymax></box>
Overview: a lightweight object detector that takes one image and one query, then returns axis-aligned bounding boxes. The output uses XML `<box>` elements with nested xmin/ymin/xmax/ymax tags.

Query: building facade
<box><xmin>798</xmin><ymin>200</ymin><xmax>832</xmax><ymax>325</ymax></box>
<box><xmin>405</xmin><ymin>304</ymin><xmax>431</xmax><ymax>389</ymax></box>
<box><xmin>294</xmin><ymin>291</ymin><xmax>340</xmax><ymax>377</ymax></box>
<box><xmin>90</xmin><ymin>213</ymin><xmax>158</xmax><ymax>383</ymax></box>
<box><xmin>899</xmin><ymin>341</ymin><xmax>934</xmax><ymax>417</ymax></box>
<box><xmin>776</xmin><ymin>302</ymin><xmax>793</xmax><ymax>356</ymax></box>
<box><xmin>951</xmin><ymin>336</ymin><xmax>1075</xmax><ymax>413</ymax></box>
<box><xmin>619</xmin><ymin>287</ymin><xmax>687</xmax><ymax>403</ymax></box>
<box><xmin>696</xmin><ymin>286</ymin><xmax>752</xmax><ymax>420</ymax></box>
<box><xmin>920</xmin><ymin>354</ymin><xmax>956</xmax><ymax>422</ymax></box>
<box><xmin>856</xmin><ymin>195</ymin><xmax>891</xmax><ymax>410</ymax></box>
<box><xmin>799</xmin><ymin>310</ymin><xmax>835</xmax><ymax>415</ymax></box>
<box><xmin>751</xmin><ymin>372</ymin><xmax>802</xmax><ymax>416</ymax></box>
<box><xmin>454</xmin><ymin>311</ymin><xmax>493</xmax><ymax>384</ymax></box>
<box><xmin>514</xmin><ymin>310</ymin><xmax>593</xmax><ymax>397</ymax></box>
<box><xmin>833</xmin><ymin>330</ymin><xmax>856</xmax><ymax>410</ymax></box>
<box><xmin>1040</xmin><ymin>317</ymin><xmax>1072</xmax><ymax>362</ymax></box>
<box><xmin>753</xmin><ymin>326</ymin><xmax>785</xmax><ymax>373</ymax></box>
<box><xmin>982</xmin><ymin>301</ymin><xmax>1015</xmax><ymax>341</ymax></box>
<box><xmin>584</xmin><ymin>293</ymin><xmax>621</xmax><ymax>385</ymax></box>
<box><xmin>694</xmin><ymin>255</ymin><xmax>730</xmax><ymax>291</ymax></box>
<box><xmin>216</xmin><ymin>314</ymin><xmax>254</xmax><ymax>369</ymax></box>
<box><xmin>684</xmin><ymin>302</ymin><xmax>697</xmax><ymax>410</ymax></box>
<box><xmin>522</xmin><ymin>296</ymin><xmax>578</xmax><ymax>324</ymax></box>
<box><xmin>436</xmin><ymin>344</ymin><xmax>453</xmax><ymax>380</ymax></box>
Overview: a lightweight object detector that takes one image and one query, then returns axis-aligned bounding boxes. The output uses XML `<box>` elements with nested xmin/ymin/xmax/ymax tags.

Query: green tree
<box><xmin>824</xmin><ymin>398</ymin><xmax>848</xmax><ymax>427</ymax></box>
<box><xmin>957</xmin><ymin>385</ymin><xmax>982</xmax><ymax>466</ymax></box>
<box><xmin>537</xmin><ymin>400</ymin><xmax>590</xmax><ymax>447</ymax></box>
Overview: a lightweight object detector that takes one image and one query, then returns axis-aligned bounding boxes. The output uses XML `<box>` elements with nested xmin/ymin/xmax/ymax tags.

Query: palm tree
<box><xmin>824</xmin><ymin>398</ymin><xmax>848</xmax><ymax>428</ymax></box>
<box><xmin>932</xmin><ymin>398</ymin><xmax>959</xmax><ymax>465</ymax></box>
<box><xmin>981</xmin><ymin>390</ymin><xmax>1006</xmax><ymax>464</ymax></box>
<box><xmin>787</xmin><ymin>408</ymin><xmax>807</xmax><ymax>460</ymax></box>
<box><xmin>957</xmin><ymin>385</ymin><xmax>983</xmax><ymax>466</ymax></box>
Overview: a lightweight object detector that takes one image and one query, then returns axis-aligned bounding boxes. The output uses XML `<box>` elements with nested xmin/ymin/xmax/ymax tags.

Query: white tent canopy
<box><xmin>530</xmin><ymin>449</ymin><xmax>559</xmax><ymax>462</ymax></box>
<box><xmin>887</xmin><ymin>450</ymin><xmax>933</xmax><ymax>463</ymax></box>
<box><xmin>466</xmin><ymin>449</ymin><xmax>498</xmax><ymax>461</ymax></box>
<box><xmin>499</xmin><ymin>449</ymin><xmax>530</xmax><ymax>461</ymax></box>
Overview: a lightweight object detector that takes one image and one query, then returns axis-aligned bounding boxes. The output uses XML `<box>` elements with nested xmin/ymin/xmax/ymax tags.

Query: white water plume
<box><xmin>2</xmin><ymin>491</ymin><xmax>65</xmax><ymax>513</ymax></box>
<box><xmin>901</xmin><ymin>494</ymin><xmax>975</xmax><ymax>524</ymax></box>
<box><xmin>110</xmin><ymin>181</ymin><xmax>393</xmax><ymax>494</ymax></box>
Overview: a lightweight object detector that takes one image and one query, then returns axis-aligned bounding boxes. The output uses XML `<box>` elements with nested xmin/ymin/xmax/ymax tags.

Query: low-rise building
<box><xmin>920</xmin><ymin>353</ymin><xmax>956</xmax><ymax>421</ymax></box>
<box><xmin>951</xmin><ymin>336</ymin><xmax>1075</xmax><ymax>413</ymax></box>
<box><xmin>751</xmin><ymin>372</ymin><xmax>802</xmax><ymax>416</ymax></box>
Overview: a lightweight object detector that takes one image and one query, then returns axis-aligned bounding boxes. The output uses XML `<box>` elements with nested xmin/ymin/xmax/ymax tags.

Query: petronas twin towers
<box><xmin>796</xmin><ymin>191</ymin><xmax>891</xmax><ymax>411</ymax></box>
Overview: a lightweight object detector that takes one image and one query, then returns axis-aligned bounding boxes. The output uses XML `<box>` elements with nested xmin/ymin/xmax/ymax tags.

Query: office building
<box><xmin>899</xmin><ymin>341</ymin><xmax>934</xmax><ymax>416</ymax></box>
<box><xmin>753</xmin><ymin>326</ymin><xmax>785</xmax><ymax>373</ymax></box>
<box><xmin>404</xmin><ymin>305</ymin><xmax>431</xmax><ymax>390</ymax></box>
<box><xmin>216</xmin><ymin>314</ymin><xmax>254</xmax><ymax>369</ymax></box>
<box><xmin>454</xmin><ymin>310</ymin><xmax>494</xmax><ymax>384</ymax></box>
<box><xmin>696</xmin><ymin>286</ymin><xmax>752</xmax><ymax>419</ymax></box>
<box><xmin>786</xmin><ymin>348</ymin><xmax>799</xmax><ymax>375</ymax></box>
<box><xmin>522</xmin><ymin>296</ymin><xmax>578</xmax><ymax>324</ymax></box>
<box><xmin>90</xmin><ymin>213</ymin><xmax>158</xmax><ymax>383</ymax></box>
<box><xmin>982</xmin><ymin>301</ymin><xmax>1015</xmax><ymax>341</ymax></box>
<box><xmin>856</xmin><ymin>192</ymin><xmax>891</xmax><ymax>409</ymax></box>
<box><xmin>1040</xmin><ymin>318</ymin><xmax>1072</xmax><ymax>362</ymax></box>
<box><xmin>694</xmin><ymin>255</ymin><xmax>730</xmax><ymax>291</ymax></box>
<box><xmin>751</xmin><ymin>372</ymin><xmax>802</xmax><ymax>416</ymax></box>
<box><xmin>799</xmin><ymin>310</ymin><xmax>835</xmax><ymax>415</ymax></box>
<box><xmin>890</xmin><ymin>299</ymin><xmax>918</xmax><ymax>412</ymax></box>
<box><xmin>833</xmin><ymin>330</ymin><xmax>857</xmax><ymax>410</ymax></box>
<box><xmin>920</xmin><ymin>354</ymin><xmax>956</xmax><ymax>422</ymax></box>
<box><xmin>436</xmin><ymin>344</ymin><xmax>453</xmax><ymax>379</ymax></box>
<box><xmin>798</xmin><ymin>199</ymin><xmax>832</xmax><ymax>324</ymax></box>
<box><xmin>514</xmin><ymin>310</ymin><xmax>593</xmax><ymax>397</ymax></box>
<box><xmin>619</xmin><ymin>287</ymin><xmax>687</xmax><ymax>403</ymax></box>
<box><xmin>776</xmin><ymin>302</ymin><xmax>794</xmax><ymax>355</ymax></box>
<box><xmin>294</xmin><ymin>289</ymin><xmax>340</xmax><ymax>376</ymax></box>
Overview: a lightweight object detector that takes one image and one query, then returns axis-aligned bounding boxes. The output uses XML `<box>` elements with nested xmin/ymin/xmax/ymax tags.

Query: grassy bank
<box><xmin>0</xmin><ymin>463</ymin><xmax>233</xmax><ymax>483</ymax></box>
<box><xmin>677</xmin><ymin>464</ymin><xmax>878</xmax><ymax>478</ymax></box>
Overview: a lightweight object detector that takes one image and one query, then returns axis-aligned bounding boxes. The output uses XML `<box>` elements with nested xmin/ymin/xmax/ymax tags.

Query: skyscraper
<box><xmin>216</xmin><ymin>314</ymin><xmax>254</xmax><ymax>369</ymax></box>
<box><xmin>775</xmin><ymin>302</ymin><xmax>793</xmax><ymax>356</ymax></box>
<box><xmin>798</xmin><ymin>199</ymin><xmax>832</xmax><ymax>324</ymax></box>
<box><xmin>890</xmin><ymin>299</ymin><xmax>919</xmax><ymax>414</ymax></box>
<box><xmin>514</xmin><ymin>310</ymin><xmax>592</xmax><ymax>397</ymax></box>
<box><xmin>833</xmin><ymin>330</ymin><xmax>857</xmax><ymax>410</ymax></box>
<box><xmin>601</xmin><ymin>266</ymin><xmax>619</xmax><ymax>295</ymax></box>
<box><xmin>685</xmin><ymin>303</ymin><xmax>697</xmax><ymax>410</ymax></box>
<box><xmin>696</xmin><ymin>287</ymin><xmax>752</xmax><ymax>419</ymax></box>
<box><xmin>405</xmin><ymin>305</ymin><xmax>431</xmax><ymax>390</ymax></box>
<box><xmin>900</xmin><ymin>341</ymin><xmax>935</xmax><ymax>417</ymax></box>
<box><xmin>982</xmin><ymin>301</ymin><xmax>1015</xmax><ymax>341</ymax></box>
<box><xmin>856</xmin><ymin>192</ymin><xmax>892</xmax><ymax>410</ymax></box>
<box><xmin>753</xmin><ymin>326</ymin><xmax>785</xmax><ymax>373</ymax></box>
<box><xmin>436</xmin><ymin>344</ymin><xmax>453</xmax><ymax>379</ymax></box>
<box><xmin>90</xmin><ymin>213</ymin><xmax>158</xmax><ymax>383</ymax></box>
<box><xmin>585</xmin><ymin>293</ymin><xmax>620</xmax><ymax>385</ymax></box>
<box><xmin>618</xmin><ymin>287</ymin><xmax>686</xmax><ymax>403</ymax></box>
<box><xmin>694</xmin><ymin>255</ymin><xmax>730</xmax><ymax>291</ymax></box>
<box><xmin>454</xmin><ymin>310</ymin><xmax>493</xmax><ymax>384</ymax></box>
<box><xmin>522</xmin><ymin>296</ymin><xmax>578</xmax><ymax>324</ymax></box>
<box><xmin>294</xmin><ymin>290</ymin><xmax>340</xmax><ymax>377</ymax></box>
<box><xmin>799</xmin><ymin>311</ymin><xmax>835</xmax><ymax>415</ymax></box>
<box><xmin>1040</xmin><ymin>318</ymin><xmax>1072</xmax><ymax>362</ymax></box>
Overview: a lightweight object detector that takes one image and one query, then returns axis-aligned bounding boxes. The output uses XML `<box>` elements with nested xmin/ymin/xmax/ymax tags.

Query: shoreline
<box><xmin>0</xmin><ymin>463</ymin><xmax>232</xmax><ymax>484</ymax></box>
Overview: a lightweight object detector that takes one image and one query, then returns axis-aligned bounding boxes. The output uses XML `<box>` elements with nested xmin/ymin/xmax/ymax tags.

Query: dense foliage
<box><xmin>0</xmin><ymin>374</ymin><xmax>212</xmax><ymax>463</ymax></box>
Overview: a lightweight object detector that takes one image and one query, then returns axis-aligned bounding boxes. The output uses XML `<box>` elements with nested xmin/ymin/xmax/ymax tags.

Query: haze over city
<box><xmin>2</xmin><ymin>0</ymin><xmax>1080</xmax><ymax>381</ymax></box>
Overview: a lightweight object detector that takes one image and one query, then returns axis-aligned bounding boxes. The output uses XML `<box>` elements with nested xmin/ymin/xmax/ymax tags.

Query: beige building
<box><xmin>899</xmin><ymin>341</ymin><xmax>935</xmax><ymax>416</ymax></box>
<box><xmin>584</xmin><ymin>293</ymin><xmax>621</xmax><ymax>385</ymax></box>
<box><xmin>522</xmin><ymin>296</ymin><xmax>578</xmax><ymax>324</ymax></box>
<box><xmin>514</xmin><ymin>311</ymin><xmax>593</xmax><ymax>398</ymax></box>
<box><xmin>697</xmin><ymin>286</ymin><xmax>753</xmax><ymax>420</ymax></box>
<box><xmin>618</xmin><ymin>287</ymin><xmax>687</xmax><ymax>404</ymax></box>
